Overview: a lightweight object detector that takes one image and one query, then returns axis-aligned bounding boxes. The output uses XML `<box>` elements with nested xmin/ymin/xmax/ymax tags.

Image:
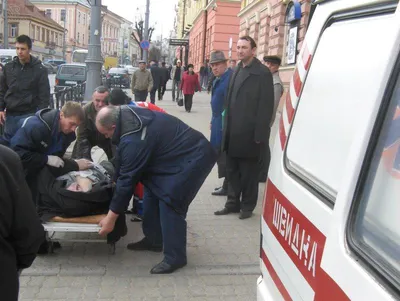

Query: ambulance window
<box><xmin>350</xmin><ymin>78</ymin><xmax>400</xmax><ymax>290</ymax></box>
<box><xmin>285</xmin><ymin>13</ymin><xmax>394</xmax><ymax>203</ymax></box>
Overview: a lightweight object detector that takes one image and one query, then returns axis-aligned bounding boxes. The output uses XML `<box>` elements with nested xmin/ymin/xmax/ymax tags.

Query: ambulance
<box><xmin>258</xmin><ymin>0</ymin><xmax>400</xmax><ymax>300</ymax></box>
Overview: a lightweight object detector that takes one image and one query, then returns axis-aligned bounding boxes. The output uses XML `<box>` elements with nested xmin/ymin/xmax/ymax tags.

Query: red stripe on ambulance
<box><xmin>302</xmin><ymin>46</ymin><xmax>312</xmax><ymax>71</ymax></box>
<box><xmin>261</xmin><ymin>248</ymin><xmax>293</xmax><ymax>301</ymax></box>
<box><xmin>279</xmin><ymin>116</ymin><xmax>287</xmax><ymax>149</ymax></box>
<box><xmin>285</xmin><ymin>92</ymin><xmax>295</xmax><ymax>124</ymax></box>
<box><xmin>262</xmin><ymin>180</ymin><xmax>350</xmax><ymax>301</ymax></box>
<box><xmin>293</xmin><ymin>69</ymin><xmax>302</xmax><ymax>97</ymax></box>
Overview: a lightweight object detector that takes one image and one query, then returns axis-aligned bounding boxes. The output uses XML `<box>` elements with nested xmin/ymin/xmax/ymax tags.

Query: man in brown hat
<box><xmin>209</xmin><ymin>50</ymin><xmax>233</xmax><ymax>196</ymax></box>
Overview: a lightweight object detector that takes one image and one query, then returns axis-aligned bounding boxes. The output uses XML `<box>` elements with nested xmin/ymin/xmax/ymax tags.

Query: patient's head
<box><xmin>66</xmin><ymin>177</ymin><xmax>93</xmax><ymax>192</ymax></box>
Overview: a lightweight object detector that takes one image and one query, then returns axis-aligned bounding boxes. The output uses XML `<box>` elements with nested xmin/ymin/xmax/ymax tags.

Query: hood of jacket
<box><xmin>35</xmin><ymin>108</ymin><xmax>60</xmax><ymax>134</ymax></box>
<box><xmin>112</xmin><ymin>105</ymin><xmax>155</xmax><ymax>145</ymax></box>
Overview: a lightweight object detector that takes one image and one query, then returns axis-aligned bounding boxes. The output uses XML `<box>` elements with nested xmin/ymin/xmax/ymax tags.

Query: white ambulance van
<box><xmin>258</xmin><ymin>0</ymin><xmax>400</xmax><ymax>300</ymax></box>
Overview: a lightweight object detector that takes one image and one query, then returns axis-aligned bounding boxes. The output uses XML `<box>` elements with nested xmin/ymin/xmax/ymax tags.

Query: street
<box><xmin>18</xmin><ymin>85</ymin><xmax>280</xmax><ymax>301</ymax></box>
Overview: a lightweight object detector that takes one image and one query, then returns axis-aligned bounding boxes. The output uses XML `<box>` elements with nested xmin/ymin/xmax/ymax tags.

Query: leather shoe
<box><xmin>214</xmin><ymin>207</ymin><xmax>240</xmax><ymax>215</ymax></box>
<box><xmin>239</xmin><ymin>211</ymin><xmax>253</xmax><ymax>219</ymax></box>
<box><xmin>127</xmin><ymin>237</ymin><xmax>162</xmax><ymax>252</ymax></box>
<box><xmin>211</xmin><ymin>187</ymin><xmax>228</xmax><ymax>196</ymax></box>
<box><xmin>150</xmin><ymin>260</ymin><xmax>187</xmax><ymax>274</ymax></box>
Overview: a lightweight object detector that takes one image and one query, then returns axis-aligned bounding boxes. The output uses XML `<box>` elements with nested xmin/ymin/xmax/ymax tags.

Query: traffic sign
<box><xmin>140</xmin><ymin>40</ymin><xmax>150</xmax><ymax>50</ymax></box>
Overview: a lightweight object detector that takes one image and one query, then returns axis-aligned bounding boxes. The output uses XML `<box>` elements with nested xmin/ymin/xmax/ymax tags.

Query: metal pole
<box><xmin>3</xmin><ymin>0</ymin><xmax>8</xmax><ymax>49</ymax></box>
<box><xmin>143</xmin><ymin>0</ymin><xmax>150</xmax><ymax>62</ymax></box>
<box><xmin>84</xmin><ymin>0</ymin><xmax>103</xmax><ymax>102</ymax></box>
<box><xmin>62</xmin><ymin>1</ymin><xmax>66</xmax><ymax>60</ymax></box>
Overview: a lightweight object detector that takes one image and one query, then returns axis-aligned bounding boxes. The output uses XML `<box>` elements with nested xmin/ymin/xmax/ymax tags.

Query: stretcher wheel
<box><xmin>109</xmin><ymin>243</ymin><xmax>116</xmax><ymax>255</ymax></box>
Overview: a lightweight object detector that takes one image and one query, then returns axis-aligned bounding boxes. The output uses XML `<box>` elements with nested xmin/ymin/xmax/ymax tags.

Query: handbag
<box><xmin>177</xmin><ymin>97</ymin><xmax>184</xmax><ymax>107</ymax></box>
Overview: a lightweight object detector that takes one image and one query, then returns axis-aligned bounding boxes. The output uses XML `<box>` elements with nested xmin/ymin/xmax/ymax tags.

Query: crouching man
<box><xmin>95</xmin><ymin>105</ymin><xmax>217</xmax><ymax>274</ymax></box>
<box><xmin>10</xmin><ymin>101</ymin><xmax>92</xmax><ymax>201</ymax></box>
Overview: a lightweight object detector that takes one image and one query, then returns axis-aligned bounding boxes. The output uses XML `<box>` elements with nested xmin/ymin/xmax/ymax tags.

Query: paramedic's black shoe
<box><xmin>214</xmin><ymin>207</ymin><xmax>240</xmax><ymax>215</ymax></box>
<box><xmin>150</xmin><ymin>261</ymin><xmax>187</xmax><ymax>274</ymax></box>
<box><xmin>37</xmin><ymin>240</ymin><xmax>49</xmax><ymax>254</ymax></box>
<box><xmin>127</xmin><ymin>238</ymin><xmax>162</xmax><ymax>252</ymax></box>
<box><xmin>211</xmin><ymin>187</ymin><xmax>227</xmax><ymax>196</ymax></box>
<box><xmin>239</xmin><ymin>211</ymin><xmax>253</xmax><ymax>220</ymax></box>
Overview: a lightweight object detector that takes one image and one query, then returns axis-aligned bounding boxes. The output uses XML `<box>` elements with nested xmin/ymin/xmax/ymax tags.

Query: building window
<box><xmin>42</xmin><ymin>28</ymin><xmax>45</xmax><ymax>42</ymax></box>
<box><xmin>78</xmin><ymin>12</ymin><xmax>81</xmax><ymax>24</ymax></box>
<box><xmin>61</xmin><ymin>9</ymin><xmax>66</xmax><ymax>22</ymax></box>
<box><xmin>10</xmin><ymin>24</ymin><xmax>18</xmax><ymax>38</ymax></box>
<box><xmin>82</xmin><ymin>34</ymin><xmax>85</xmax><ymax>45</ymax></box>
<box><xmin>31</xmin><ymin>25</ymin><xmax>35</xmax><ymax>40</ymax></box>
<box><xmin>36</xmin><ymin>26</ymin><xmax>40</xmax><ymax>41</ymax></box>
<box><xmin>51</xmin><ymin>31</ymin><xmax>54</xmax><ymax>43</ymax></box>
<box><xmin>46</xmin><ymin>29</ymin><xmax>50</xmax><ymax>43</ymax></box>
<box><xmin>77</xmin><ymin>33</ymin><xmax>80</xmax><ymax>44</ymax></box>
<box><xmin>45</xmin><ymin>9</ymin><xmax>52</xmax><ymax>18</ymax></box>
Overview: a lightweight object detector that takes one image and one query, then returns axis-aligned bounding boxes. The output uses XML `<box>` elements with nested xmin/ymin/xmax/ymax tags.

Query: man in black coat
<box><xmin>0</xmin><ymin>35</ymin><xmax>50</xmax><ymax>146</ymax></box>
<box><xmin>149</xmin><ymin>61</ymin><xmax>162</xmax><ymax>104</ymax></box>
<box><xmin>158</xmin><ymin>62</ymin><xmax>170</xmax><ymax>101</ymax></box>
<box><xmin>215</xmin><ymin>36</ymin><xmax>274</xmax><ymax>219</ymax></box>
<box><xmin>0</xmin><ymin>145</ymin><xmax>45</xmax><ymax>301</ymax></box>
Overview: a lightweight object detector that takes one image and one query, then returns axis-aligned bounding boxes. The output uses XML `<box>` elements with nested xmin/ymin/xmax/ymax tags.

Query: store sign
<box><xmin>286</xmin><ymin>26</ymin><xmax>298</xmax><ymax>65</ymax></box>
<box><xmin>169</xmin><ymin>39</ymin><xmax>189</xmax><ymax>46</ymax></box>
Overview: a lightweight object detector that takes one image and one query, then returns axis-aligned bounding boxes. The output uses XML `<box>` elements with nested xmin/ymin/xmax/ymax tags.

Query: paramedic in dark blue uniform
<box><xmin>95</xmin><ymin>105</ymin><xmax>217</xmax><ymax>274</ymax></box>
<box><xmin>9</xmin><ymin>101</ymin><xmax>91</xmax><ymax>200</ymax></box>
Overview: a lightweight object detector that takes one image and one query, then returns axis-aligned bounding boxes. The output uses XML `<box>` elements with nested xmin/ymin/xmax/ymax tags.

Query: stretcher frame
<box><xmin>43</xmin><ymin>215</ymin><xmax>116</xmax><ymax>254</ymax></box>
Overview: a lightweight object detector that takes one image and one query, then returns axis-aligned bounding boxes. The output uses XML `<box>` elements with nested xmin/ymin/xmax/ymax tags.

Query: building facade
<box><xmin>7</xmin><ymin>0</ymin><xmax>64</xmax><ymax>60</ymax></box>
<box><xmin>175</xmin><ymin>0</ymin><xmax>241</xmax><ymax>71</ymax></box>
<box><xmin>30</xmin><ymin>0</ymin><xmax>128</xmax><ymax>62</ymax></box>
<box><xmin>238</xmin><ymin>0</ymin><xmax>312</xmax><ymax>91</ymax></box>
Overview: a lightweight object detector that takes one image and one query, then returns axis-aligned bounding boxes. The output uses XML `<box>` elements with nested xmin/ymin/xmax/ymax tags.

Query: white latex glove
<box><xmin>47</xmin><ymin>155</ymin><xmax>64</xmax><ymax>168</ymax></box>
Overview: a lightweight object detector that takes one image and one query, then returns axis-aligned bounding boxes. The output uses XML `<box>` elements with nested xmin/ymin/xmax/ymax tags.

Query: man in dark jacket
<box><xmin>215</xmin><ymin>36</ymin><xmax>274</xmax><ymax>219</ymax></box>
<box><xmin>10</xmin><ymin>101</ymin><xmax>89</xmax><ymax>200</ymax></box>
<box><xmin>209</xmin><ymin>51</ymin><xmax>233</xmax><ymax>196</ymax></box>
<box><xmin>0</xmin><ymin>35</ymin><xmax>50</xmax><ymax>145</ymax></box>
<box><xmin>71</xmin><ymin>86</ymin><xmax>113</xmax><ymax>160</ymax></box>
<box><xmin>0</xmin><ymin>145</ymin><xmax>45</xmax><ymax>301</ymax></box>
<box><xmin>149</xmin><ymin>61</ymin><xmax>162</xmax><ymax>104</ymax></box>
<box><xmin>95</xmin><ymin>105</ymin><xmax>217</xmax><ymax>274</ymax></box>
<box><xmin>158</xmin><ymin>62</ymin><xmax>170</xmax><ymax>101</ymax></box>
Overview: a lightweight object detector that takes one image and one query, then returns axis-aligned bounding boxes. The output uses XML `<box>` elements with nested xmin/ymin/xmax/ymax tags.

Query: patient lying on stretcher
<box><xmin>36</xmin><ymin>159</ymin><xmax>127</xmax><ymax>244</ymax></box>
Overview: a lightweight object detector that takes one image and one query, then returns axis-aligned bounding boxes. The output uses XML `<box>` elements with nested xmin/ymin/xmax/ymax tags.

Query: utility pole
<box><xmin>62</xmin><ymin>2</ymin><xmax>67</xmax><ymax>60</ymax></box>
<box><xmin>84</xmin><ymin>0</ymin><xmax>103</xmax><ymax>102</ymax></box>
<box><xmin>180</xmin><ymin>0</ymin><xmax>186</xmax><ymax>62</ymax></box>
<box><xmin>143</xmin><ymin>0</ymin><xmax>150</xmax><ymax>62</ymax></box>
<box><xmin>3</xmin><ymin>0</ymin><xmax>8</xmax><ymax>49</ymax></box>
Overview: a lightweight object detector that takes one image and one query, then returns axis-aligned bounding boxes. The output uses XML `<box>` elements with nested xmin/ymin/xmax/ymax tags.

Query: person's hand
<box><xmin>0</xmin><ymin>111</ymin><xmax>5</xmax><ymax>125</ymax></box>
<box><xmin>75</xmin><ymin>159</ymin><xmax>93</xmax><ymax>170</ymax></box>
<box><xmin>47</xmin><ymin>155</ymin><xmax>64</xmax><ymax>168</ymax></box>
<box><xmin>99</xmin><ymin>211</ymin><xmax>119</xmax><ymax>236</ymax></box>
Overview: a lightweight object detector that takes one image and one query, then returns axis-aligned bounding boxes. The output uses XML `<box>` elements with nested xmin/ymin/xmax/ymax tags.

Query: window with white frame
<box><xmin>10</xmin><ymin>24</ymin><xmax>18</xmax><ymax>38</ymax></box>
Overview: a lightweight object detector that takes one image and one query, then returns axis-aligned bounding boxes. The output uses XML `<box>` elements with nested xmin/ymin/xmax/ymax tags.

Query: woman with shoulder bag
<box><xmin>179</xmin><ymin>64</ymin><xmax>201</xmax><ymax>113</ymax></box>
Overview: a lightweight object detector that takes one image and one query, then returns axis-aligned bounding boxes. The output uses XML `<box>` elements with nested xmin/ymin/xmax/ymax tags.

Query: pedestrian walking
<box><xmin>229</xmin><ymin>59</ymin><xmax>237</xmax><ymax>70</ymax></box>
<box><xmin>170</xmin><ymin>60</ymin><xmax>184</xmax><ymax>102</ymax></box>
<box><xmin>259</xmin><ymin>55</ymin><xmax>284</xmax><ymax>182</ymax></box>
<box><xmin>131</xmin><ymin>60</ymin><xmax>153</xmax><ymax>102</ymax></box>
<box><xmin>180</xmin><ymin>64</ymin><xmax>201</xmax><ymax>113</ymax></box>
<box><xmin>0</xmin><ymin>145</ymin><xmax>45</xmax><ymax>301</ymax></box>
<box><xmin>158</xmin><ymin>62</ymin><xmax>170</xmax><ymax>100</ymax></box>
<box><xmin>214</xmin><ymin>36</ymin><xmax>274</xmax><ymax>220</ymax></box>
<box><xmin>72</xmin><ymin>86</ymin><xmax>114</xmax><ymax>161</ymax></box>
<box><xmin>95</xmin><ymin>105</ymin><xmax>217</xmax><ymax>274</ymax></box>
<box><xmin>149</xmin><ymin>60</ymin><xmax>162</xmax><ymax>104</ymax></box>
<box><xmin>208</xmin><ymin>51</ymin><xmax>233</xmax><ymax>196</ymax></box>
<box><xmin>0</xmin><ymin>35</ymin><xmax>50</xmax><ymax>146</ymax></box>
<box><xmin>199</xmin><ymin>62</ymin><xmax>209</xmax><ymax>89</ymax></box>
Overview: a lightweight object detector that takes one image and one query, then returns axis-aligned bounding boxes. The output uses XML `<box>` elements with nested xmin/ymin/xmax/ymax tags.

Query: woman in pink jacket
<box><xmin>180</xmin><ymin>64</ymin><xmax>201</xmax><ymax>112</ymax></box>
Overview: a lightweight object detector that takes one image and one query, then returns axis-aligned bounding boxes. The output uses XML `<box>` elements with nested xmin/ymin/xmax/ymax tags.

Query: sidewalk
<box><xmin>19</xmin><ymin>88</ymin><xmax>269</xmax><ymax>301</ymax></box>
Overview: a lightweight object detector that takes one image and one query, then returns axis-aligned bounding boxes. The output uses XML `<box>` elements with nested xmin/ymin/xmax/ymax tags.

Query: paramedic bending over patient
<box><xmin>95</xmin><ymin>105</ymin><xmax>217</xmax><ymax>274</ymax></box>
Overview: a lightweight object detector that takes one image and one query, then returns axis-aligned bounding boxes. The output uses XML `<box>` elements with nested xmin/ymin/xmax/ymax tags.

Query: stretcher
<box><xmin>43</xmin><ymin>214</ymin><xmax>117</xmax><ymax>254</ymax></box>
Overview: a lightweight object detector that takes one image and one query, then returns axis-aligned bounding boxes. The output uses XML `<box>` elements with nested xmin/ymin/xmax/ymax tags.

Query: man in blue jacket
<box><xmin>95</xmin><ymin>105</ymin><xmax>217</xmax><ymax>274</ymax></box>
<box><xmin>10</xmin><ymin>101</ymin><xmax>91</xmax><ymax>200</ymax></box>
<box><xmin>209</xmin><ymin>51</ymin><xmax>233</xmax><ymax>196</ymax></box>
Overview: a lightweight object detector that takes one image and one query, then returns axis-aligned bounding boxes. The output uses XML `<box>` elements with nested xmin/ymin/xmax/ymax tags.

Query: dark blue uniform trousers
<box><xmin>142</xmin><ymin>187</ymin><xmax>188</xmax><ymax>266</ymax></box>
